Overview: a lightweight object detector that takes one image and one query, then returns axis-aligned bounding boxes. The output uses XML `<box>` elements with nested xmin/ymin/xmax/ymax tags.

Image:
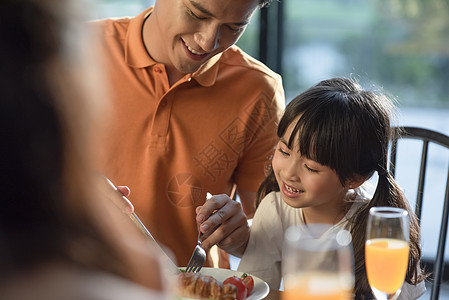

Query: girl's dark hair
<box><xmin>257</xmin><ymin>77</ymin><xmax>425</xmax><ymax>297</ymax></box>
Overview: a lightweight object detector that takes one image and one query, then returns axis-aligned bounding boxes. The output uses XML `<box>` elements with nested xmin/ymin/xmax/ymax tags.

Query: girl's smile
<box><xmin>281</xmin><ymin>182</ymin><xmax>304</xmax><ymax>198</ymax></box>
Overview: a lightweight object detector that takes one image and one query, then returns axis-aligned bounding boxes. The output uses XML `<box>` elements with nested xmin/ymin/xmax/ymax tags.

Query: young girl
<box><xmin>233</xmin><ymin>77</ymin><xmax>426</xmax><ymax>299</ymax></box>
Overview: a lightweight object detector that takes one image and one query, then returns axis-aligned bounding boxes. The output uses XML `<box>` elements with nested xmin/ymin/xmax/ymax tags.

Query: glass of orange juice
<box><xmin>365</xmin><ymin>207</ymin><xmax>409</xmax><ymax>300</ymax></box>
<box><xmin>282</xmin><ymin>224</ymin><xmax>354</xmax><ymax>300</ymax></box>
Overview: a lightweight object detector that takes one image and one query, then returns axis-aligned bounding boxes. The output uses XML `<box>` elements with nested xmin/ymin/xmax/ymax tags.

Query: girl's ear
<box><xmin>346</xmin><ymin>175</ymin><xmax>366</xmax><ymax>189</ymax></box>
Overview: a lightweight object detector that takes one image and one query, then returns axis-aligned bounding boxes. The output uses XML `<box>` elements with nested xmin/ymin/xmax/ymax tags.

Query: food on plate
<box><xmin>223</xmin><ymin>276</ymin><xmax>247</xmax><ymax>300</ymax></box>
<box><xmin>178</xmin><ymin>272</ymin><xmax>237</xmax><ymax>299</ymax></box>
<box><xmin>241</xmin><ymin>273</ymin><xmax>254</xmax><ymax>295</ymax></box>
<box><xmin>177</xmin><ymin>272</ymin><xmax>255</xmax><ymax>299</ymax></box>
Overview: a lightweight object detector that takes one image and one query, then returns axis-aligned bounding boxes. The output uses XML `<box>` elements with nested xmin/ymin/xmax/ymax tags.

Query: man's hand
<box><xmin>195</xmin><ymin>194</ymin><xmax>250</xmax><ymax>257</ymax></box>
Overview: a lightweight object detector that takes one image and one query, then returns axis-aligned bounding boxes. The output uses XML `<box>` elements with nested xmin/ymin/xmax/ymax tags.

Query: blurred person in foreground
<box><xmin>91</xmin><ymin>0</ymin><xmax>285</xmax><ymax>268</ymax></box>
<box><xmin>0</xmin><ymin>0</ymin><xmax>171</xmax><ymax>299</ymax></box>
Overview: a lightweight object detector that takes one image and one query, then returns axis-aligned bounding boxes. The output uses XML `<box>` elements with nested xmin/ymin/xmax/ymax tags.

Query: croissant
<box><xmin>178</xmin><ymin>272</ymin><xmax>237</xmax><ymax>300</ymax></box>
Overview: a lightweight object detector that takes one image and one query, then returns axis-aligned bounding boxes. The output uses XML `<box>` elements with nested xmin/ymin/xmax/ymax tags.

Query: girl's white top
<box><xmin>237</xmin><ymin>188</ymin><xmax>426</xmax><ymax>299</ymax></box>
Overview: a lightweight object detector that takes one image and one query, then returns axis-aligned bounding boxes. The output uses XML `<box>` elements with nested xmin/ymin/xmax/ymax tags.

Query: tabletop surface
<box><xmin>265</xmin><ymin>290</ymin><xmax>282</xmax><ymax>300</ymax></box>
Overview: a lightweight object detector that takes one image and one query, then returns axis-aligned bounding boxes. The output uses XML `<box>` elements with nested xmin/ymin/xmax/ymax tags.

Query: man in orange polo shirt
<box><xmin>92</xmin><ymin>0</ymin><xmax>284</xmax><ymax>267</ymax></box>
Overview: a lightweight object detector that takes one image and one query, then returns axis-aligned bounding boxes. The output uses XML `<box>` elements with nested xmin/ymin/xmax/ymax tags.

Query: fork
<box><xmin>185</xmin><ymin>193</ymin><xmax>213</xmax><ymax>272</ymax></box>
<box><xmin>185</xmin><ymin>230</ymin><xmax>207</xmax><ymax>273</ymax></box>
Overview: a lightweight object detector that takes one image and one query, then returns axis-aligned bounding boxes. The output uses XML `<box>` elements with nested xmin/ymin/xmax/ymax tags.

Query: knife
<box><xmin>99</xmin><ymin>174</ymin><xmax>179</xmax><ymax>274</ymax></box>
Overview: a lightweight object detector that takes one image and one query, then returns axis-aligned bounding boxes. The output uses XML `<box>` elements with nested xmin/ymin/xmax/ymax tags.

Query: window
<box><xmin>90</xmin><ymin>0</ymin><xmax>449</xmax><ymax>275</ymax></box>
<box><xmin>277</xmin><ymin>0</ymin><xmax>449</xmax><ymax>266</ymax></box>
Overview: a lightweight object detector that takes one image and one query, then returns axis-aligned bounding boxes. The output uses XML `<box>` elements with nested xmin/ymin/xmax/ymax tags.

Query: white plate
<box><xmin>180</xmin><ymin>267</ymin><xmax>269</xmax><ymax>300</ymax></box>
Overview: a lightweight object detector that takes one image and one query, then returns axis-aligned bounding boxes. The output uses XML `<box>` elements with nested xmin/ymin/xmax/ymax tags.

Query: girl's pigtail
<box><xmin>352</xmin><ymin>168</ymin><xmax>425</xmax><ymax>297</ymax></box>
<box><xmin>352</xmin><ymin>168</ymin><xmax>410</xmax><ymax>297</ymax></box>
<box><xmin>379</xmin><ymin>170</ymin><xmax>425</xmax><ymax>285</ymax></box>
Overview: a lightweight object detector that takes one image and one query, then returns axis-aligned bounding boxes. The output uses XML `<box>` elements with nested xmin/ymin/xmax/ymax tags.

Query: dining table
<box><xmin>265</xmin><ymin>289</ymin><xmax>283</xmax><ymax>300</ymax></box>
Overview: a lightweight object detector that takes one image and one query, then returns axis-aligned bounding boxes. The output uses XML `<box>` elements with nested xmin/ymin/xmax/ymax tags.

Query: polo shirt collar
<box><xmin>191</xmin><ymin>53</ymin><xmax>221</xmax><ymax>87</ymax></box>
<box><xmin>125</xmin><ymin>7</ymin><xmax>155</xmax><ymax>68</ymax></box>
<box><xmin>125</xmin><ymin>7</ymin><xmax>221</xmax><ymax>87</ymax></box>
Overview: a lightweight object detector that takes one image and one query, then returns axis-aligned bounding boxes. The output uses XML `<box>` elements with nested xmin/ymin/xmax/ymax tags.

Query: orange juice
<box><xmin>365</xmin><ymin>238</ymin><xmax>409</xmax><ymax>293</ymax></box>
<box><xmin>283</xmin><ymin>273</ymin><xmax>353</xmax><ymax>300</ymax></box>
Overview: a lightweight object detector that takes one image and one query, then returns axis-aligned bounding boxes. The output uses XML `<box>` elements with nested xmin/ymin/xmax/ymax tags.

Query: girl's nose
<box><xmin>283</xmin><ymin>161</ymin><xmax>300</xmax><ymax>181</ymax></box>
<box><xmin>194</xmin><ymin>25</ymin><xmax>220</xmax><ymax>53</ymax></box>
